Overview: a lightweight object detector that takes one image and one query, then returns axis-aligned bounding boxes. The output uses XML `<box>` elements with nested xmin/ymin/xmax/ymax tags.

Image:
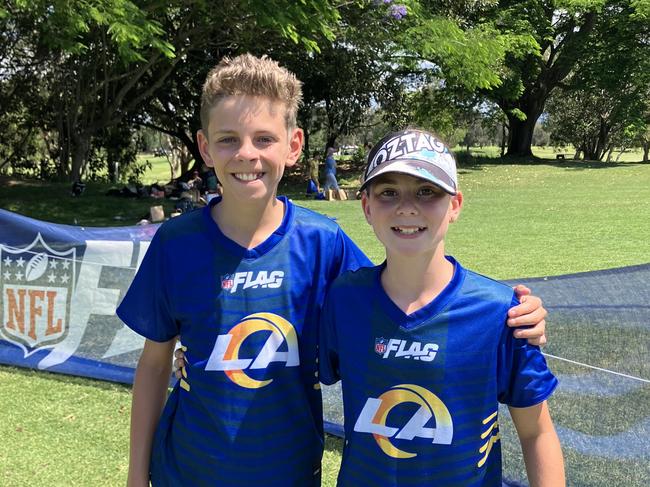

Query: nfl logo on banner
<box><xmin>375</xmin><ymin>337</ymin><xmax>387</xmax><ymax>355</ymax></box>
<box><xmin>0</xmin><ymin>233</ymin><xmax>77</xmax><ymax>355</ymax></box>
<box><xmin>221</xmin><ymin>274</ymin><xmax>234</xmax><ymax>290</ymax></box>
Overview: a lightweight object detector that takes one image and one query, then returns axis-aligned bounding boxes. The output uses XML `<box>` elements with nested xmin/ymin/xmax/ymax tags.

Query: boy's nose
<box><xmin>396</xmin><ymin>196</ymin><xmax>418</xmax><ymax>215</ymax></box>
<box><xmin>236</xmin><ymin>138</ymin><xmax>258</xmax><ymax>161</ymax></box>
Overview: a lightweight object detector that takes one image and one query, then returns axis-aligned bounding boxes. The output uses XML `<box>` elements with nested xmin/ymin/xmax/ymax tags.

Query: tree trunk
<box><xmin>108</xmin><ymin>160</ymin><xmax>119</xmax><ymax>183</ymax></box>
<box><xmin>181</xmin><ymin>149</ymin><xmax>194</xmax><ymax>175</ymax></box>
<box><xmin>593</xmin><ymin>118</ymin><xmax>610</xmax><ymax>161</ymax></box>
<box><xmin>303</xmin><ymin>129</ymin><xmax>311</xmax><ymax>160</ymax></box>
<box><xmin>615</xmin><ymin>147</ymin><xmax>626</xmax><ymax>162</ymax></box>
<box><xmin>57</xmin><ymin>124</ymin><xmax>71</xmax><ymax>179</ymax></box>
<box><xmin>178</xmin><ymin>132</ymin><xmax>204</xmax><ymax>181</ymax></box>
<box><xmin>643</xmin><ymin>142</ymin><xmax>649</xmax><ymax>162</ymax></box>
<box><xmin>326</xmin><ymin>134</ymin><xmax>338</xmax><ymax>152</ymax></box>
<box><xmin>71</xmin><ymin>135</ymin><xmax>91</xmax><ymax>182</ymax></box>
<box><xmin>506</xmin><ymin>110</ymin><xmax>541</xmax><ymax>157</ymax></box>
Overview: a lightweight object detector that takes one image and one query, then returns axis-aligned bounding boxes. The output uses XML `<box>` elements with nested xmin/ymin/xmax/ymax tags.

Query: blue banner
<box><xmin>0</xmin><ymin>209</ymin><xmax>158</xmax><ymax>383</ymax></box>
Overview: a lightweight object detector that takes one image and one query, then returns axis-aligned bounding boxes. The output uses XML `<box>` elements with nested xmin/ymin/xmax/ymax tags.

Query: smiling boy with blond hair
<box><xmin>118</xmin><ymin>55</ymin><xmax>549</xmax><ymax>487</ymax></box>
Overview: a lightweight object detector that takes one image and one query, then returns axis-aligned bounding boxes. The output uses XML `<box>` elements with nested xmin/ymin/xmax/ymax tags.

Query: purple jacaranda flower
<box><xmin>389</xmin><ymin>4</ymin><xmax>408</xmax><ymax>19</ymax></box>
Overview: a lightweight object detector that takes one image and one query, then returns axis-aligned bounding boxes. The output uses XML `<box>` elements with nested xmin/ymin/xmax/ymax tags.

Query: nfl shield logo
<box><xmin>375</xmin><ymin>337</ymin><xmax>387</xmax><ymax>355</ymax></box>
<box><xmin>221</xmin><ymin>274</ymin><xmax>234</xmax><ymax>290</ymax></box>
<box><xmin>0</xmin><ymin>233</ymin><xmax>77</xmax><ymax>354</ymax></box>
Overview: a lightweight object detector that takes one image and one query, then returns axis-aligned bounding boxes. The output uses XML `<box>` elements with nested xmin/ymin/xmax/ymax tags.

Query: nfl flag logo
<box><xmin>0</xmin><ymin>233</ymin><xmax>77</xmax><ymax>354</ymax></box>
<box><xmin>221</xmin><ymin>274</ymin><xmax>234</xmax><ymax>290</ymax></box>
<box><xmin>375</xmin><ymin>337</ymin><xmax>387</xmax><ymax>355</ymax></box>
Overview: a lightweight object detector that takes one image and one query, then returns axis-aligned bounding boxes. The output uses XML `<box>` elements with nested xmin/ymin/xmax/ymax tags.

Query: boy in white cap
<box><xmin>319</xmin><ymin>129</ymin><xmax>565</xmax><ymax>486</ymax></box>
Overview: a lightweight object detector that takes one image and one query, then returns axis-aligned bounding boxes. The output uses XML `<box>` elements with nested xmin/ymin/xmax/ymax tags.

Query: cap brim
<box><xmin>361</xmin><ymin>160</ymin><xmax>457</xmax><ymax>195</ymax></box>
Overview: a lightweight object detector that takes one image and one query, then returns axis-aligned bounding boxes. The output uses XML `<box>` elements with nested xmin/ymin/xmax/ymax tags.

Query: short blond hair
<box><xmin>200</xmin><ymin>53</ymin><xmax>303</xmax><ymax>133</ymax></box>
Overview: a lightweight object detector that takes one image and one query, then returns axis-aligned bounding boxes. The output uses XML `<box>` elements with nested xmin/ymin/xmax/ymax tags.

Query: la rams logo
<box><xmin>354</xmin><ymin>384</ymin><xmax>453</xmax><ymax>458</ymax></box>
<box><xmin>1</xmin><ymin>233</ymin><xmax>77</xmax><ymax>355</ymax></box>
<box><xmin>205</xmin><ymin>312</ymin><xmax>299</xmax><ymax>389</ymax></box>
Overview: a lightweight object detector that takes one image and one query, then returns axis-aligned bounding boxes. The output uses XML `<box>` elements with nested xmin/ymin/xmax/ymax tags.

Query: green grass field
<box><xmin>292</xmin><ymin>158</ymin><xmax>650</xmax><ymax>278</ymax></box>
<box><xmin>138</xmin><ymin>154</ymin><xmax>178</xmax><ymax>184</ymax></box>
<box><xmin>1</xmin><ymin>153</ymin><xmax>649</xmax><ymax>486</ymax></box>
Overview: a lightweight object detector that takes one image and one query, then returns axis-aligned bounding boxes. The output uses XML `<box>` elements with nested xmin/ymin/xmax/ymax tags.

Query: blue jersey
<box><xmin>117</xmin><ymin>196</ymin><xmax>370</xmax><ymax>487</ymax></box>
<box><xmin>319</xmin><ymin>258</ymin><xmax>557</xmax><ymax>487</ymax></box>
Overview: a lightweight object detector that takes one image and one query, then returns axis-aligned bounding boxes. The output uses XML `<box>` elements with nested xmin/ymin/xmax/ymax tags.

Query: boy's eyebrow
<box><xmin>209</xmin><ymin>130</ymin><xmax>234</xmax><ymax>138</ymax></box>
<box><xmin>211</xmin><ymin>128</ymin><xmax>282</xmax><ymax>138</ymax></box>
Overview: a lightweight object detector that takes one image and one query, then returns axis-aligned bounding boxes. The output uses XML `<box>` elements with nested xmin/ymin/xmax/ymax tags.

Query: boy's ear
<box><xmin>449</xmin><ymin>191</ymin><xmax>463</xmax><ymax>222</ymax></box>
<box><xmin>285</xmin><ymin>128</ymin><xmax>304</xmax><ymax>168</ymax></box>
<box><xmin>361</xmin><ymin>191</ymin><xmax>372</xmax><ymax>224</ymax></box>
<box><xmin>197</xmin><ymin>130</ymin><xmax>214</xmax><ymax>168</ymax></box>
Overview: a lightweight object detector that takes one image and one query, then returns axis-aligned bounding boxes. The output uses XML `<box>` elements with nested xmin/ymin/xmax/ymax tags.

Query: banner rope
<box><xmin>543</xmin><ymin>353</ymin><xmax>650</xmax><ymax>384</ymax></box>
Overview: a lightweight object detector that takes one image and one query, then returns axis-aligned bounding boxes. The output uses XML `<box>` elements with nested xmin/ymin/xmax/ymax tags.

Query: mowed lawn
<box><xmin>296</xmin><ymin>158</ymin><xmax>650</xmax><ymax>278</ymax></box>
<box><xmin>1</xmin><ymin>157</ymin><xmax>649</xmax><ymax>486</ymax></box>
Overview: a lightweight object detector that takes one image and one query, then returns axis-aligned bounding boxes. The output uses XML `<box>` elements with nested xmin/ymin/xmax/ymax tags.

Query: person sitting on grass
<box><xmin>119</xmin><ymin>53</ymin><xmax>550</xmax><ymax>487</ymax></box>
<box><xmin>319</xmin><ymin>128</ymin><xmax>564</xmax><ymax>487</ymax></box>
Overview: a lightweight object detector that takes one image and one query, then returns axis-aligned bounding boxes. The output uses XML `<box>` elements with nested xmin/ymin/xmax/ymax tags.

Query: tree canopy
<box><xmin>1</xmin><ymin>0</ymin><xmax>648</xmax><ymax>182</ymax></box>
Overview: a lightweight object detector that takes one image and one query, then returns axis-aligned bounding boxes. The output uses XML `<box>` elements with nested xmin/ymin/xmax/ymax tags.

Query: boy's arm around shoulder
<box><xmin>509</xmin><ymin>285</ymin><xmax>548</xmax><ymax>346</ymax></box>
<box><xmin>509</xmin><ymin>401</ymin><xmax>565</xmax><ymax>487</ymax></box>
<box><xmin>127</xmin><ymin>338</ymin><xmax>177</xmax><ymax>487</ymax></box>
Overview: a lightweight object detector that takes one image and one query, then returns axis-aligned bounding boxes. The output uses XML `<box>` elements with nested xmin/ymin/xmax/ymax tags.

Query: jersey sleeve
<box><xmin>497</xmin><ymin>296</ymin><xmax>558</xmax><ymax>407</ymax></box>
<box><xmin>116</xmin><ymin>229</ymin><xmax>179</xmax><ymax>342</ymax></box>
<box><xmin>328</xmin><ymin>228</ymin><xmax>372</xmax><ymax>282</ymax></box>
<box><xmin>318</xmin><ymin>290</ymin><xmax>341</xmax><ymax>385</ymax></box>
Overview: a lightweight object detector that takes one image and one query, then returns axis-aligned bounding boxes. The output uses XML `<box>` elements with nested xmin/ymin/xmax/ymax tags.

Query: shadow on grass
<box><xmin>0</xmin><ymin>175</ymin><xmax>176</xmax><ymax>226</ymax></box>
<box><xmin>325</xmin><ymin>433</ymin><xmax>344</xmax><ymax>454</ymax></box>
<box><xmin>455</xmin><ymin>153</ymin><xmax>645</xmax><ymax>172</ymax></box>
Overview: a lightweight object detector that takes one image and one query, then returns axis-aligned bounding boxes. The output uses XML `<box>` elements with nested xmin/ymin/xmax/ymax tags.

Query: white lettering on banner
<box><xmin>37</xmin><ymin>240</ymin><xmax>139</xmax><ymax>369</ymax></box>
<box><xmin>102</xmin><ymin>242</ymin><xmax>149</xmax><ymax>359</ymax></box>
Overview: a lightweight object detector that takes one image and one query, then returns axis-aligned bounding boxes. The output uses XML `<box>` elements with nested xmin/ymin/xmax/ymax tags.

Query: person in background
<box><xmin>187</xmin><ymin>170</ymin><xmax>203</xmax><ymax>203</ymax></box>
<box><xmin>323</xmin><ymin>146</ymin><xmax>340</xmax><ymax>192</ymax></box>
<box><xmin>307</xmin><ymin>156</ymin><xmax>321</xmax><ymax>194</ymax></box>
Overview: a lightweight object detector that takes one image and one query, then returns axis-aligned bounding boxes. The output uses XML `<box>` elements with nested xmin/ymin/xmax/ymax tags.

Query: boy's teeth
<box><xmin>394</xmin><ymin>226</ymin><xmax>423</xmax><ymax>234</ymax></box>
<box><xmin>235</xmin><ymin>173</ymin><xmax>261</xmax><ymax>181</ymax></box>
